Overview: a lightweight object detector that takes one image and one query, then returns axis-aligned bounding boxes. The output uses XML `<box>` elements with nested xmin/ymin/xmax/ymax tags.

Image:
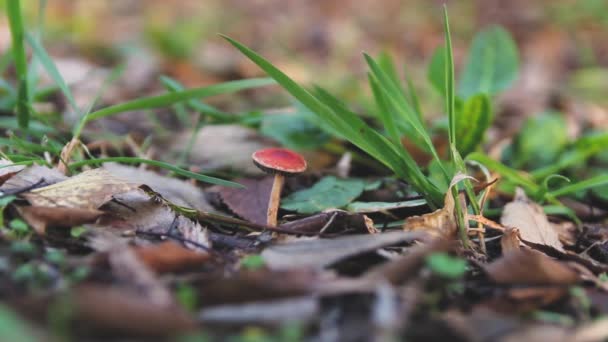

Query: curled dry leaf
<box><xmin>0</xmin><ymin>159</ymin><xmax>25</xmax><ymax>186</ymax></box>
<box><xmin>501</xmin><ymin>227</ymin><xmax>522</xmax><ymax>254</ymax></box>
<box><xmin>501</xmin><ymin>188</ymin><xmax>564</xmax><ymax>252</ymax></box>
<box><xmin>402</xmin><ymin>173</ymin><xmax>475</xmax><ymax>238</ymax></box>
<box><xmin>134</xmin><ymin>241</ymin><xmax>211</xmax><ymax>274</ymax></box>
<box><xmin>484</xmin><ymin>248</ymin><xmax>579</xmax><ymax>286</ymax></box>
<box><xmin>0</xmin><ymin>165</ymin><xmax>67</xmax><ymax>194</ymax></box>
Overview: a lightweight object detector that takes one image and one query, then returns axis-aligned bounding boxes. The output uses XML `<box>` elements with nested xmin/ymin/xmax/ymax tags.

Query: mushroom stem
<box><xmin>267</xmin><ymin>174</ymin><xmax>285</xmax><ymax>226</ymax></box>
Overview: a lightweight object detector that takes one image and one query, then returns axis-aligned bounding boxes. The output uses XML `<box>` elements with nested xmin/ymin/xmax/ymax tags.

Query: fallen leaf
<box><xmin>261</xmin><ymin>231</ymin><xmax>426</xmax><ymax>270</ymax></box>
<box><xmin>278</xmin><ymin>210</ymin><xmax>377</xmax><ymax>235</ymax></box>
<box><xmin>0</xmin><ymin>165</ymin><xmax>67</xmax><ymax>194</ymax></box>
<box><xmin>346</xmin><ymin>199</ymin><xmax>427</xmax><ymax>213</ymax></box>
<box><xmin>501</xmin><ymin>188</ymin><xmax>564</xmax><ymax>252</ymax></box>
<box><xmin>134</xmin><ymin>241</ymin><xmax>211</xmax><ymax>274</ymax></box>
<box><xmin>402</xmin><ymin>174</ymin><xmax>474</xmax><ymax>237</ymax></box>
<box><xmin>199</xmin><ymin>296</ymin><xmax>318</xmax><ymax>324</ymax></box>
<box><xmin>22</xmin><ymin>169</ymin><xmax>139</xmax><ymax>209</ymax></box>
<box><xmin>17</xmin><ymin>206</ymin><xmax>103</xmax><ymax>234</ymax></box>
<box><xmin>501</xmin><ymin>227</ymin><xmax>522</xmax><ymax>254</ymax></box>
<box><xmin>484</xmin><ymin>248</ymin><xmax>579</xmax><ymax>285</ymax></box>
<box><xmin>103</xmin><ymin>163</ymin><xmax>214</xmax><ymax>211</ymax></box>
<box><xmin>217</xmin><ymin>177</ymin><xmax>274</xmax><ymax>225</ymax></box>
<box><xmin>0</xmin><ymin>159</ymin><xmax>25</xmax><ymax>186</ymax></box>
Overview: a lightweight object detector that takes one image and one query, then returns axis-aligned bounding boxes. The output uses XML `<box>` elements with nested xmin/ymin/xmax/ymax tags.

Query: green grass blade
<box><xmin>443</xmin><ymin>6</ymin><xmax>456</xmax><ymax>152</ymax></box>
<box><xmin>548</xmin><ymin>174</ymin><xmax>608</xmax><ymax>198</ymax></box>
<box><xmin>25</xmin><ymin>32</ymin><xmax>79</xmax><ymax>115</ymax></box>
<box><xmin>159</xmin><ymin>75</ymin><xmax>230</xmax><ymax>120</ymax></box>
<box><xmin>223</xmin><ymin>35</ymin><xmax>443</xmax><ymax>207</ymax></box>
<box><xmin>85</xmin><ymin>78</ymin><xmax>273</xmax><ymax>122</ymax></box>
<box><xmin>6</xmin><ymin>0</ymin><xmax>30</xmax><ymax>129</ymax></box>
<box><xmin>69</xmin><ymin>157</ymin><xmax>243</xmax><ymax>188</ymax></box>
<box><xmin>72</xmin><ymin>64</ymin><xmax>125</xmax><ymax>138</ymax></box>
<box><xmin>365</xmin><ymin>54</ymin><xmax>444</xmax><ymax>171</ymax></box>
<box><xmin>467</xmin><ymin>152</ymin><xmax>539</xmax><ymax>194</ymax></box>
<box><xmin>368</xmin><ymin>73</ymin><xmax>400</xmax><ymax>143</ymax></box>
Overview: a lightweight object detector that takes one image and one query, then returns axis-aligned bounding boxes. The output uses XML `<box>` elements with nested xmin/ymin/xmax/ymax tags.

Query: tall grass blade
<box><xmin>6</xmin><ymin>0</ymin><xmax>30</xmax><ymax>129</ymax></box>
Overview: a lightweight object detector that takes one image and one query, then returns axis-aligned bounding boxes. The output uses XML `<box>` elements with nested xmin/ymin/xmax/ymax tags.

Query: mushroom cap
<box><xmin>252</xmin><ymin>148</ymin><xmax>307</xmax><ymax>175</ymax></box>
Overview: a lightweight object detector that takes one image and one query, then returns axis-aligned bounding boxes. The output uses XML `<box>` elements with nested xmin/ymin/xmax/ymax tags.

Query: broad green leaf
<box><xmin>459</xmin><ymin>26</ymin><xmax>519</xmax><ymax>98</ymax></box>
<box><xmin>512</xmin><ymin>112</ymin><xmax>568</xmax><ymax>169</ymax></box>
<box><xmin>428</xmin><ymin>45</ymin><xmax>446</xmax><ymax>97</ymax></box>
<box><xmin>86</xmin><ymin>78</ymin><xmax>274</xmax><ymax>122</ymax></box>
<box><xmin>281</xmin><ymin>176</ymin><xmax>366</xmax><ymax>214</ymax></box>
<box><xmin>425</xmin><ymin>252</ymin><xmax>467</xmax><ymax>279</ymax></box>
<box><xmin>0</xmin><ymin>304</ymin><xmax>37</xmax><ymax>342</ymax></box>
<box><xmin>260</xmin><ymin>111</ymin><xmax>330</xmax><ymax>150</ymax></box>
<box><xmin>455</xmin><ymin>93</ymin><xmax>492</xmax><ymax>155</ymax></box>
<box><xmin>346</xmin><ymin>199</ymin><xmax>426</xmax><ymax>213</ymax></box>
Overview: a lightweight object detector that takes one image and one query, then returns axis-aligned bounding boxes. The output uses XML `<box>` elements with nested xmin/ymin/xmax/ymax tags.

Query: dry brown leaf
<box><xmin>484</xmin><ymin>248</ymin><xmax>579</xmax><ymax>285</ymax></box>
<box><xmin>66</xmin><ymin>285</ymin><xmax>195</xmax><ymax>337</ymax></box>
<box><xmin>23</xmin><ymin>168</ymin><xmax>139</xmax><ymax>209</ymax></box>
<box><xmin>501</xmin><ymin>227</ymin><xmax>522</xmax><ymax>254</ymax></box>
<box><xmin>0</xmin><ymin>159</ymin><xmax>25</xmax><ymax>186</ymax></box>
<box><xmin>217</xmin><ymin>177</ymin><xmax>274</xmax><ymax>225</ymax></box>
<box><xmin>0</xmin><ymin>165</ymin><xmax>67</xmax><ymax>194</ymax></box>
<box><xmin>134</xmin><ymin>241</ymin><xmax>211</xmax><ymax>274</ymax></box>
<box><xmin>402</xmin><ymin>173</ymin><xmax>474</xmax><ymax>237</ymax></box>
<box><xmin>17</xmin><ymin>206</ymin><xmax>103</xmax><ymax>234</ymax></box>
<box><xmin>103</xmin><ymin>163</ymin><xmax>214</xmax><ymax>211</ymax></box>
<box><xmin>501</xmin><ymin>188</ymin><xmax>564</xmax><ymax>252</ymax></box>
<box><xmin>261</xmin><ymin>231</ymin><xmax>426</xmax><ymax>270</ymax></box>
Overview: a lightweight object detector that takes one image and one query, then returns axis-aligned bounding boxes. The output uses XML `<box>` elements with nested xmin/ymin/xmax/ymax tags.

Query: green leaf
<box><xmin>281</xmin><ymin>176</ymin><xmax>366</xmax><ymax>214</ymax></box>
<box><xmin>69</xmin><ymin>157</ymin><xmax>243</xmax><ymax>188</ymax></box>
<box><xmin>85</xmin><ymin>78</ymin><xmax>274</xmax><ymax>122</ymax></box>
<box><xmin>240</xmin><ymin>254</ymin><xmax>266</xmax><ymax>270</ymax></box>
<box><xmin>455</xmin><ymin>93</ymin><xmax>492</xmax><ymax>155</ymax></box>
<box><xmin>428</xmin><ymin>45</ymin><xmax>447</xmax><ymax>97</ymax></box>
<box><xmin>346</xmin><ymin>199</ymin><xmax>426</xmax><ymax>213</ymax></box>
<box><xmin>512</xmin><ymin>112</ymin><xmax>568</xmax><ymax>169</ymax></box>
<box><xmin>467</xmin><ymin>152</ymin><xmax>540</xmax><ymax>194</ymax></box>
<box><xmin>425</xmin><ymin>252</ymin><xmax>467</xmax><ymax>279</ymax></box>
<box><xmin>260</xmin><ymin>111</ymin><xmax>330</xmax><ymax>150</ymax></box>
<box><xmin>0</xmin><ymin>304</ymin><xmax>37</xmax><ymax>342</ymax></box>
<box><xmin>459</xmin><ymin>26</ymin><xmax>519</xmax><ymax>98</ymax></box>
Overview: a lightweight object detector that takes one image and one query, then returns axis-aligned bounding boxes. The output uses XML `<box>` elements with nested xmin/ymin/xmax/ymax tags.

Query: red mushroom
<box><xmin>252</xmin><ymin>148</ymin><xmax>307</xmax><ymax>226</ymax></box>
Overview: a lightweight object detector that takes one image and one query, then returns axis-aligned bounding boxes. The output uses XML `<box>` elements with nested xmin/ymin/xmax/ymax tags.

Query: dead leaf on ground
<box><xmin>0</xmin><ymin>165</ymin><xmax>67</xmax><ymax>194</ymax></box>
<box><xmin>261</xmin><ymin>231</ymin><xmax>427</xmax><ymax>270</ymax></box>
<box><xmin>403</xmin><ymin>173</ymin><xmax>474</xmax><ymax>238</ymax></box>
<box><xmin>0</xmin><ymin>159</ymin><xmax>25</xmax><ymax>186</ymax></box>
<box><xmin>199</xmin><ymin>296</ymin><xmax>318</xmax><ymax>324</ymax></box>
<box><xmin>501</xmin><ymin>188</ymin><xmax>565</xmax><ymax>252</ymax></box>
<box><xmin>484</xmin><ymin>248</ymin><xmax>579</xmax><ymax>285</ymax></box>
<box><xmin>279</xmin><ymin>209</ymin><xmax>377</xmax><ymax>235</ymax></box>
<box><xmin>17</xmin><ymin>206</ymin><xmax>103</xmax><ymax>234</ymax></box>
<box><xmin>217</xmin><ymin>176</ymin><xmax>274</xmax><ymax>225</ymax></box>
<box><xmin>22</xmin><ymin>168</ymin><xmax>139</xmax><ymax>209</ymax></box>
<box><xmin>103</xmin><ymin>163</ymin><xmax>214</xmax><ymax>211</ymax></box>
<box><xmin>193</xmin><ymin>269</ymin><xmax>317</xmax><ymax>307</ymax></box>
<box><xmin>60</xmin><ymin>285</ymin><xmax>195</xmax><ymax>337</ymax></box>
<box><xmin>501</xmin><ymin>227</ymin><xmax>522</xmax><ymax>254</ymax></box>
<box><xmin>134</xmin><ymin>241</ymin><xmax>211</xmax><ymax>274</ymax></box>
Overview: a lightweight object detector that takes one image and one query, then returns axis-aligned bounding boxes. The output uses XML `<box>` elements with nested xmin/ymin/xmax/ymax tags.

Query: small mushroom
<box><xmin>252</xmin><ymin>148</ymin><xmax>307</xmax><ymax>226</ymax></box>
